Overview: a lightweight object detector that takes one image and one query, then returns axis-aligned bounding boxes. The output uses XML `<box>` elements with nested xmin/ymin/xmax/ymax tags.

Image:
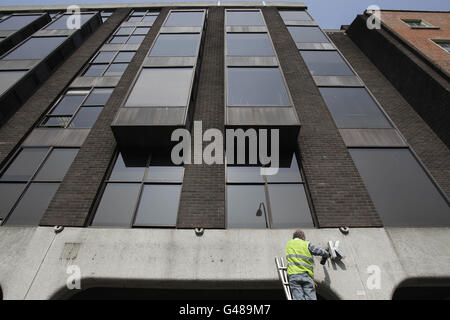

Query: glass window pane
<box><xmin>83</xmin><ymin>64</ymin><xmax>108</xmax><ymax>76</ymax></box>
<box><xmin>0</xmin><ymin>15</ymin><xmax>40</xmax><ymax>30</ymax></box>
<box><xmin>0</xmin><ymin>148</ymin><xmax>48</xmax><ymax>181</ymax></box>
<box><xmin>44</xmin><ymin>13</ymin><xmax>94</xmax><ymax>30</ymax></box>
<box><xmin>349</xmin><ymin>148</ymin><xmax>450</xmax><ymax>227</ymax></box>
<box><xmin>0</xmin><ymin>183</ymin><xmax>26</xmax><ymax>219</ymax></box>
<box><xmin>128</xmin><ymin>16</ymin><xmax>142</xmax><ymax>22</ymax></box>
<box><xmin>127</xmin><ymin>35</ymin><xmax>145</xmax><ymax>44</ymax></box>
<box><xmin>109</xmin><ymin>35</ymin><xmax>127</xmax><ymax>44</ymax></box>
<box><xmin>92</xmin><ymin>51</ymin><xmax>116</xmax><ymax>63</ymax></box>
<box><xmin>227</xmin><ymin>67</ymin><xmax>291</xmax><ymax>106</ymax></box>
<box><xmin>34</xmin><ymin>148</ymin><xmax>78</xmax><ymax>181</ymax></box>
<box><xmin>104</xmin><ymin>63</ymin><xmax>128</xmax><ymax>76</ymax></box>
<box><xmin>227</xmin><ymin>166</ymin><xmax>264</xmax><ymax>183</ymax></box>
<box><xmin>279</xmin><ymin>11</ymin><xmax>311</xmax><ymax>21</ymax></box>
<box><xmin>134</xmin><ymin>27</ymin><xmax>150</xmax><ymax>35</ymax></box>
<box><xmin>146</xmin><ymin>167</ymin><xmax>183</xmax><ymax>182</ymax></box>
<box><xmin>164</xmin><ymin>11</ymin><xmax>204</xmax><ymax>27</ymax></box>
<box><xmin>115</xmin><ymin>27</ymin><xmax>134</xmax><ymax>35</ymax></box>
<box><xmin>227</xmin><ymin>185</ymin><xmax>268</xmax><ymax>228</ymax></box>
<box><xmin>269</xmin><ymin>184</ymin><xmax>313</xmax><ymax>228</ymax></box>
<box><xmin>84</xmin><ymin>88</ymin><xmax>113</xmax><ymax>106</ymax></box>
<box><xmin>69</xmin><ymin>107</ymin><xmax>102</xmax><ymax>128</ymax></box>
<box><xmin>287</xmin><ymin>26</ymin><xmax>329</xmax><ymax>43</ymax></box>
<box><xmin>132</xmin><ymin>11</ymin><xmax>146</xmax><ymax>16</ymax></box>
<box><xmin>226</xmin><ymin>33</ymin><xmax>275</xmax><ymax>56</ymax></box>
<box><xmin>125</xmin><ymin>68</ymin><xmax>193</xmax><ymax>107</ymax></box>
<box><xmin>149</xmin><ymin>33</ymin><xmax>200</xmax><ymax>57</ymax></box>
<box><xmin>142</xmin><ymin>16</ymin><xmax>157</xmax><ymax>23</ymax></box>
<box><xmin>42</xmin><ymin>116</ymin><xmax>71</xmax><ymax>127</ymax></box>
<box><xmin>5</xmin><ymin>182</ymin><xmax>59</xmax><ymax>226</ymax></box>
<box><xmin>134</xmin><ymin>185</ymin><xmax>181</xmax><ymax>226</ymax></box>
<box><xmin>300</xmin><ymin>51</ymin><xmax>354</xmax><ymax>76</ymax></box>
<box><xmin>226</xmin><ymin>11</ymin><xmax>264</xmax><ymax>26</ymax></box>
<box><xmin>0</xmin><ymin>70</ymin><xmax>26</xmax><ymax>95</ymax></box>
<box><xmin>51</xmin><ymin>94</ymin><xmax>86</xmax><ymax>115</ymax></box>
<box><xmin>264</xmin><ymin>153</ymin><xmax>302</xmax><ymax>183</ymax></box>
<box><xmin>2</xmin><ymin>36</ymin><xmax>66</xmax><ymax>60</ymax></box>
<box><xmin>114</xmin><ymin>51</ymin><xmax>135</xmax><ymax>63</ymax></box>
<box><xmin>109</xmin><ymin>151</ymin><xmax>148</xmax><ymax>181</ymax></box>
<box><xmin>319</xmin><ymin>87</ymin><xmax>392</xmax><ymax>128</ymax></box>
<box><xmin>92</xmin><ymin>183</ymin><xmax>140</xmax><ymax>227</ymax></box>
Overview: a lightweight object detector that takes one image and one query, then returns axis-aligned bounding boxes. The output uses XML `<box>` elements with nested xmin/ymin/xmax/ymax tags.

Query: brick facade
<box><xmin>263</xmin><ymin>7</ymin><xmax>382</xmax><ymax>228</ymax></box>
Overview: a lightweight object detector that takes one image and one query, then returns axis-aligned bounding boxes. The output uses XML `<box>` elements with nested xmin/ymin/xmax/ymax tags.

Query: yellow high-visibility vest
<box><xmin>286</xmin><ymin>238</ymin><xmax>314</xmax><ymax>278</ymax></box>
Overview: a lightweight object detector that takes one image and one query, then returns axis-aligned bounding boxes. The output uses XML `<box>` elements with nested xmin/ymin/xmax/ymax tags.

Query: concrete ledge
<box><xmin>100</xmin><ymin>43</ymin><xmax>141</xmax><ymax>51</ymax></box>
<box><xmin>296</xmin><ymin>42</ymin><xmax>335</xmax><ymax>50</ymax></box>
<box><xmin>33</xmin><ymin>29</ymin><xmax>75</xmax><ymax>37</ymax></box>
<box><xmin>23</xmin><ymin>128</ymin><xmax>90</xmax><ymax>147</ymax></box>
<box><xmin>120</xmin><ymin>21</ymin><xmax>154</xmax><ymax>28</ymax></box>
<box><xmin>69</xmin><ymin>76</ymin><xmax>121</xmax><ymax>88</ymax></box>
<box><xmin>284</xmin><ymin>20</ymin><xmax>318</xmax><ymax>26</ymax></box>
<box><xmin>160</xmin><ymin>26</ymin><xmax>202</xmax><ymax>33</ymax></box>
<box><xmin>0</xmin><ymin>59</ymin><xmax>39</xmax><ymax>70</ymax></box>
<box><xmin>226</xmin><ymin>26</ymin><xmax>267</xmax><ymax>33</ymax></box>
<box><xmin>226</xmin><ymin>56</ymin><xmax>278</xmax><ymax>66</ymax></box>
<box><xmin>313</xmin><ymin>75</ymin><xmax>364</xmax><ymax>87</ymax></box>
<box><xmin>143</xmin><ymin>56</ymin><xmax>197</xmax><ymax>67</ymax></box>
<box><xmin>339</xmin><ymin>128</ymin><xmax>407</xmax><ymax>147</ymax></box>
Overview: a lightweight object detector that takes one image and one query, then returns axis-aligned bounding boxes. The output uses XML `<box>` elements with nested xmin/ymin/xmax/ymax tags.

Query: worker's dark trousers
<box><xmin>288</xmin><ymin>273</ymin><xmax>317</xmax><ymax>300</ymax></box>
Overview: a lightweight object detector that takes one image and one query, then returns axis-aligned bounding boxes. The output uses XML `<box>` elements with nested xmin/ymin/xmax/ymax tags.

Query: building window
<box><xmin>164</xmin><ymin>11</ymin><xmax>204</xmax><ymax>27</ymax></box>
<box><xmin>44</xmin><ymin>13</ymin><xmax>95</xmax><ymax>30</ymax></box>
<box><xmin>300</xmin><ymin>50</ymin><xmax>354</xmax><ymax>76</ymax></box>
<box><xmin>287</xmin><ymin>26</ymin><xmax>329</xmax><ymax>43</ymax></box>
<box><xmin>432</xmin><ymin>40</ymin><xmax>450</xmax><ymax>53</ymax></box>
<box><xmin>149</xmin><ymin>33</ymin><xmax>201</xmax><ymax>57</ymax></box>
<box><xmin>0</xmin><ymin>147</ymin><xmax>79</xmax><ymax>225</ymax></box>
<box><xmin>226</xmin><ymin>33</ymin><xmax>275</xmax><ymax>56</ymax></box>
<box><xmin>319</xmin><ymin>87</ymin><xmax>392</xmax><ymax>128</ymax></box>
<box><xmin>92</xmin><ymin>151</ymin><xmax>183</xmax><ymax>227</ymax></box>
<box><xmin>279</xmin><ymin>10</ymin><xmax>311</xmax><ymax>22</ymax></box>
<box><xmin>100</xmin><ymin>11</ymin><xmax>112</xmax><ymax>23</ymax></box>
<box><xmin>83</xmin><ymin>50</ymin><xmax>136</xmax><ymax>77</ymax></box>
<box><xmin>349</xmin><ymin>148</ymin><xmax>450</xmax><ymax>227</ymax></box>
<box><xmin>40</xmin><ymin>88</ymin><xmax>113</xmax><ymax>128</ymax></box>
<box><xmin>227</xmin><ymin>67</ymin><xmax>291</xmax><ymax>107</ymax></box>
<box><xmin>226</xmin><ymin>10</ymin><xmax>265</xmax><ymax>26</ymax></box>
<box><xmin>107</xmin><ymin>26</ymin><xmax>148</xmax><ymax>44</ymax></box>
<box><xmin>1</xmin><ymin>36</ymin><xmax>67</xmax><ymax>60</ymax></box>
<box><xmin>125</xmin><ymin>67</ymin><xmax>194</xmax><ymax>107</ymax></box>
<box><xmin>401</xmin><ymin>19</ymin><xmax>438</xmax><ymax>29</ymax></box>
<box><xmin>0</xmin><ymin>14</ymin><xmax>41</xmax><ymax>30</ymax></box>
<box><xmin>226</xmin><ymin>153</ymin><xmax>314</xmax><ymax>228</ymax></box>
<box><xmin>0</xmin><ymin>70</ymin><xmax>26</xmax><ymax>95</ymax></box>
<box><xmin>127</xmin><ymin>10</ymin><xmax>158</xmax><ymax>23</ymax></box>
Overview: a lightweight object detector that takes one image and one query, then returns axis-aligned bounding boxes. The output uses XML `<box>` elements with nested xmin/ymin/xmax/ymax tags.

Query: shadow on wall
<box><xmin>52</xmin><ymin>279</ymin><xmax>339</xmax><ymax>300</ymax></box>
<box><xmin>392</xmin><ymin>278</ymin><xmax>450</xmax><ymax>300</ymax></box>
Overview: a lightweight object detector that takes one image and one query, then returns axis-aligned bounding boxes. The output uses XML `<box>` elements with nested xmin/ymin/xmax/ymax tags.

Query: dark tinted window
<box><xmin>226</xmin><ymin>11</ymin><xmax>264</xmax><ymax>26</ymax></box>
<box><xmin>134</xmin><ymin>185</ymin><xmax>181</xmax><ymax>226</ymax></box>
<box><xmin>93</xmin><ymin>51</ymin><xmax>115</xmax><ymax>63</ymax></box>
<box><xmin>227</xmin><ymin>67</ymin><xmax>291</xmax><ymax>106</ymax></box>
<box><xmin>109</xmin><ymin>151</ymin><xmax>147</xmax><ymax>181</ymax></box>
<box><xmin>69</xmin><ymin>107</ymin><xmax>103</xmax><ymax>128</ymax></box>
<box><xmin>45</xmin><ymin>13</ymin><xmax>95</xmax><ymax>30</ymax></box>
<box><xmin>149</xmin><ymin>33</ymin><xmax>200</xmax><ymax>57</ymax></box>
<box><xmin>134</xmin><ymin>27</ymin><xmax>150</xmax><ymax>35</ymax></box>
<box><xmin>2</xmin><ymin>36</ymin><xmax>66</xmax><ymax>60</ymax></box>
<box><xmin>319</xmin><ymin>87</ymin><xmax>391</xmax><ymax>128</ymax></box>
<box><xmin>127</xmin><ymin>35</ymin><xmax>145</xmax><ymax>44</ymax></box>
<box><xmin>226</xmin><ymin>33</ymin><xmax>275</xmax><ymax>56</ymax></box>
<box><xmin>84</xmin><ymin>88</ymin><xmax>113</xmax><ymax>105</ymax></box>
<box><xmin>227</xmin><ymin>185</ymin><xmax>268</xmax><ymax>228</ymax></box>
<box><xmin>5</xmin><ymin>183</ymin><xmax>59</xmax><ymax>225</ymax></box>
<box><xmin>164</xmin><ymin>11</ymin><xmax>204</xmax><ymax>27</ymax></box>
<box><xmin>92</xmin><ymin>183</ymin><xmax>140</xmax><ymax>227</ymax></box>
<box><xmin>0</xmin><ymin>15</ymin><xmax>41</xmax><ymax>30</ymax></box>
<box><xmin>114</xmin><ymin>51</ymin><xmax>135</xmax><ymax>63</ymax></box>
<box><xmin>146</xmin><ymin>166</ymin><xmax>184</xmax><ymax>182</ymax></box>
<box><xmin>264</xmin><ymin>154</ymin><xmax>302</xmax><ymax>183</ymax></box>
<box><xmin>227</xmin><ymin>166</ymin><xmax>264</xmax><ymax>183</ymax></box>
<box><xmin>51</xmin><ymin>94</ymin><xmax>86</xmax><ymax>115</ymax></box>
<box><xmin>34</xmin><ymin>148</ymin><xmax>78</xmax><ymax>181</ymax></box>
<box><xmin>269</xmin><ymin>184</ymin><xmax>313</xmax><ymax>228</ymax></box>
<box><xmin>0</xmin><ymin>183</ymin><xmax>26</xmax><ymax>219</ymax></box>
<box><xmin>83</xmin><ymin>64</ymin><xmax>108</xmax><ymax>76</ymax></box>
<box><xmin>279</xmin><ymin>11</ymin><xmax>311</xmax><ymax>21</ymax></box>
<box><xmin>116</xmin><ymin>27</ymin><xmax>134</xmax><ymax>35</ymax></box>
<box><xmin>0</xmin><ymin>148</ymin><xmax>48</xmax><ymax>181</ymax></box>
<box><xmin>287</xmin><ymin>26</ymin><xmax>329</xmax><ymax>43</ymax></box>
<box><xmin>349</xmin><ymin>148</ymin><xmax>450</xmax><ymax>227</ymax></box>
<box><xmin>300</xmin><ymin>51</ymin><xmax>354</xmax><ymax>76</ymax></box>
<box><xmin>104</xmin><ymin>63</ymin><xmax>128</xmax><ymax>76</ymax></box>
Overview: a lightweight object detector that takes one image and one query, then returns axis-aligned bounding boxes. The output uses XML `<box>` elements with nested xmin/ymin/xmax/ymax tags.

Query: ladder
<box><xmin>275</xmin><ymin>257</ymin><xmax>292</xmax><ymax>300</ymax></box>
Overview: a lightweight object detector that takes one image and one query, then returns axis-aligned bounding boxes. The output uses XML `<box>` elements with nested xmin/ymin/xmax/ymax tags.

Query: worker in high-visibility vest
<box><xmin>286</xmin><ymin>229</ymin><xmax>329</xmax><ymax>300</ymax></box>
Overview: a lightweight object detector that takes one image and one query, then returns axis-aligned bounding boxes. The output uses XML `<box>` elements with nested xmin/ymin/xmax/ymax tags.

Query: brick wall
<box><xmin>40</xmin><ymin>8</ymin><xmax>169</xmax><ymax>226</ymax></box>
<box><xmin>263</xmin><ymin>7</ymin><xmax>382</xmax><ymax>227</ymax></box>
<box><xmin>177</xmin><ymin>7</ymin><xmax>226</xmax><ymax>229</ymax></box>
<box><xmin>329</xmin><ymin>30</ymin><xmax>450</xmax><ymax>198</ymax></box>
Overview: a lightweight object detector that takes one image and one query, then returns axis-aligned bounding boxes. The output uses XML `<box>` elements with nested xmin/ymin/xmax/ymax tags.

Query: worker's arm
<box><xmin>308</xmin><ymin>243</ymin><xmax>329</xmax><ymax>258</ymax></box>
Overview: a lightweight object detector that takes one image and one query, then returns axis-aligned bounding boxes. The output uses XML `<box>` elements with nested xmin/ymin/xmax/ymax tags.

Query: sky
<box><xmin>0</xmin><ymin>0</ymin><xmax>449</xmax><ymax>29</ymax></box>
